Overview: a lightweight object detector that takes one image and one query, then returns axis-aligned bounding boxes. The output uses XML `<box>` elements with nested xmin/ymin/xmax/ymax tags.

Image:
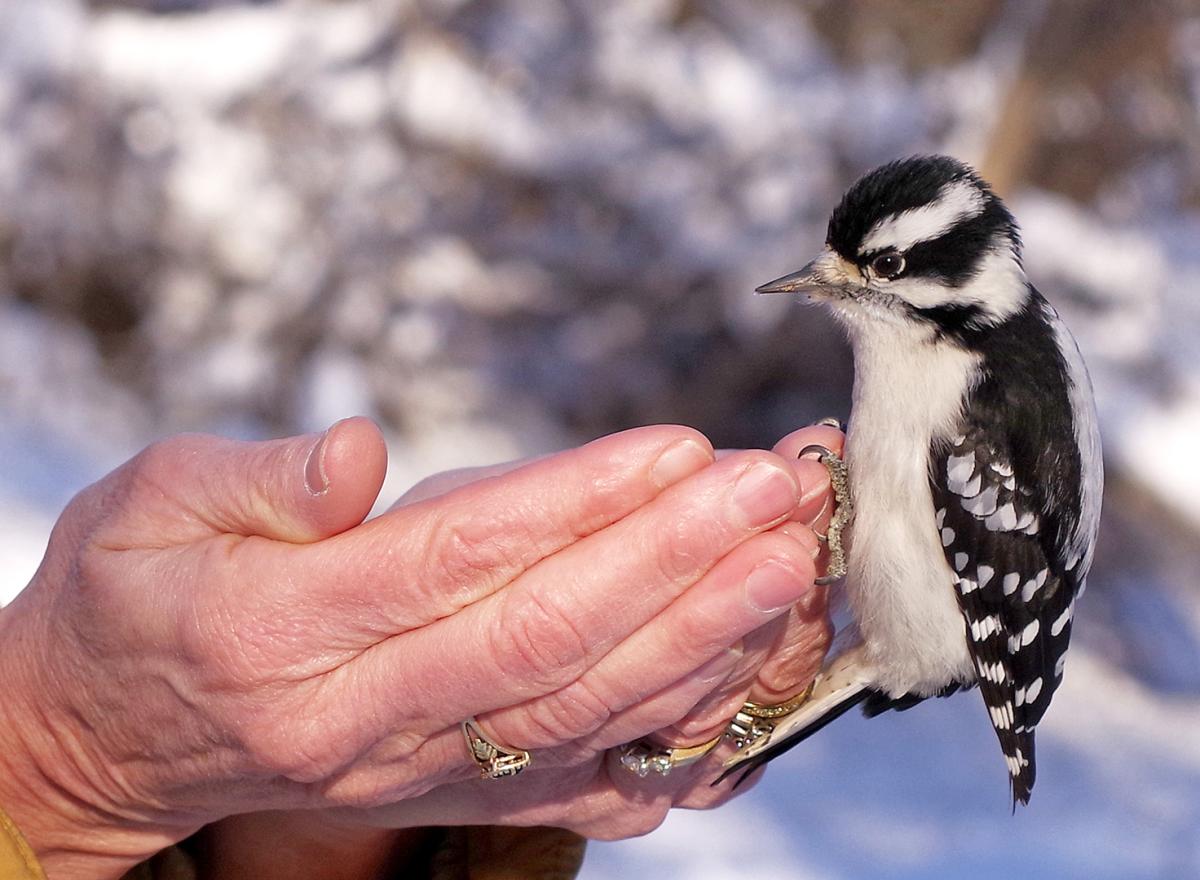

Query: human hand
<box><xmin>0</xmin><ymin>419</ymin><xmax>828</xmax><ymax>878</ymax></box>
<box><xmin>207</xmin><ymin>423</ymin><xmax>843</xmax><ymax>855</ymax></box>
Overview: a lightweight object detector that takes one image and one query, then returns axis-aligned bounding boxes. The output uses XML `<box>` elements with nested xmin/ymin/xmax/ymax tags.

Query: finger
<box><xmin>282</xmin><ymin>425</ymin><xmax>716</xmax><ymax>627</ymax></box>
<box><xmin>749</xmin><ymin>582</ymin><xmax>832</xmax><ymax>704</ymax></box>
<box><xmin>329</xmin><ymin>760</ymin><xmax>678</xmax><ymax>843</ymax></box>
<box><xmin>671</xmin><ymin>763</ymin><xmax>767</xmax><ymax>810</ymax></box>
<box><xmin>773</xmin><ymin>423</ymin><xmax>846</xmax><ymax>459</ymax></box>
<box><xmin>286</xmin><ymin>448</ymin><xmax>807</xmax><ymax>762</ymax></box>
<box><xmin>480</xmin><ymin>524</ymin><xmax>818</xmax><ymax>751</ymax></box>
<box><xmin>773</xmin><ymin>424</ymin><xmax>845</xmax><ymax>528</ymax></box>
<box><xmin>654</xmin><ymin>620</ymin><xmax>782</xmax><ymax>745</ymax></box>
<box><xmin>91</xmin><ymin>417</ymin><xmax>388</xmax><ymax>547</ymax></box>
<box><xmin>316</xmin><ymin>646</ymin><xmax>747</xmax><ymax>807</ymax></box>
<box><xmin>319</xmin><ymin>460</ymin><xmax>811</xmax><ymax>765</ymax></box>
<box><xmin>390</xmin><ymin>457</ymin><xmax>545</xmax><ymax>509</ymax></box>
<box><xmin>656</xmin><ymin>521</ymin><xmax>826</xmax><ymax>742</ymax></box>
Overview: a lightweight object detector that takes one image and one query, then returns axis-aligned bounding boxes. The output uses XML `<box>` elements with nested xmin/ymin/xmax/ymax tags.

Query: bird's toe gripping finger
<box><xmin>798</xmin><ymin>444</ymin><xmax>851</xmax><ymax>586</ymax></box>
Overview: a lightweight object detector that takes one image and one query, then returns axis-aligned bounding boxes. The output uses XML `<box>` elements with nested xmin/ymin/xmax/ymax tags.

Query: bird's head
<box><xmin>760</xmin><ymin>155</ymin><xmax>1028</xmax><ymax>336</ymax></box>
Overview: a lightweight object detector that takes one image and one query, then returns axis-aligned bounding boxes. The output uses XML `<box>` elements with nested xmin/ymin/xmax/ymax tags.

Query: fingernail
<box><xmin>732</xmin><ymin>462</ymin><xmax>799</xmax><ymax>529</ymax></box>
<box><xmin>776</xmin><ymin>522</ymin><xmax>822</xmax><ymax>559</ymax></box>
<box><xmin>304</xmin><ymin>428</ymin><xmax>333</xmax><ymax>496</ymax></box>
<box><xmin>796</xmin><ymin>460</ymin><xmax>831</xmax><ymax>507</ymax></box>
<box><xmin>688</xmin><ymin>647</ymin><xmax>744</xmax><ymax>685</ymax></box>
<box><xmin>651</xmin><ymin>438</ymin><xmax>713</xmax><ymax>489</ymax></box>
<box><xmin>744</xmin><ymin>559</ymin><xmax>809</xmax><ymax>613</ymax></box>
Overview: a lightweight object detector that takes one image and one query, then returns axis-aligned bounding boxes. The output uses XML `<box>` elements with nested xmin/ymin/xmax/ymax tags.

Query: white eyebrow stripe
<box><xmin>860</xmin><ymin>180</ymin><xmax>987</xmax><ymax>254</ymax></box>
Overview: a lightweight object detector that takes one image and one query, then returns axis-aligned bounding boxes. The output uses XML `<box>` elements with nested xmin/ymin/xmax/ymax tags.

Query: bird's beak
<box><xmin>755</xmin><ymin>248</ymin><xmax>858</xmax><ymax>296</ymax></box>
<box><xmin>755</xmin><ymin>260</ymin><xmax>825</xmax><ymax>295</ymax></box>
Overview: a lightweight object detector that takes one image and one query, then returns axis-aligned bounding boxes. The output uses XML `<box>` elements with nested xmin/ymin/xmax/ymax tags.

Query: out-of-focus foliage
<box><xmin>2</xmin><ymin>0</ymin><xmax>1196</xmax><ymax>458</ymax></box>
<box><xmin>0</xmin><ymin>5</ymin><xmax>1183</xmax><ymax>428</ymax></box>
<box><xmin>3</xmin><ymin>2</ymin><xmax>1200</xmax><ymax>875</ymax></box>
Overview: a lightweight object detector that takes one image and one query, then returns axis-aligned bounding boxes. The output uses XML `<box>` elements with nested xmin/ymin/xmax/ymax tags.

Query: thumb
<box><xmin>93</xmin><ymin>417</ymin><xmax>388</xmax><ymax>546</ymax></box>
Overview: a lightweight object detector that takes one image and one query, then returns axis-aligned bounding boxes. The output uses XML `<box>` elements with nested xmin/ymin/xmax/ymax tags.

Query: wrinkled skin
<box><xmin>0</xmin><ymin>419</ymin><xmax>841</xmax><ymax>879</ymax></box>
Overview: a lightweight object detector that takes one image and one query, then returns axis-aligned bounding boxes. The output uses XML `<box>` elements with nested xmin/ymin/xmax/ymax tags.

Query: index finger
<box><xmin>259</xmin><ymin>425</ymin><xmax>717</xmax><ymax>633</ymax></box>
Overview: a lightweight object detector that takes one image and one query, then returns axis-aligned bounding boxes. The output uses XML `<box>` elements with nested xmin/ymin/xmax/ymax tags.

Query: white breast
<box><xmin>840</xmin><ymin>318</ymin><xmax>981</xmax><ymax>696</ymax></box>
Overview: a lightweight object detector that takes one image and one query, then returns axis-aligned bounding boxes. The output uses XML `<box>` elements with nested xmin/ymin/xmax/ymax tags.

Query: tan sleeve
<box><xmin>0</xmin><ymin>806</ymin><xmax>48</xmax><ymax>880</ymax></box>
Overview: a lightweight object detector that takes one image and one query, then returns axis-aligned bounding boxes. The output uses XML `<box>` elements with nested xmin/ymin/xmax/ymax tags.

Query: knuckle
<box><xmin>321</xmin><ymin>733</ymin><xmax>432</xmax><ymax>808</ymax></box>
<box><xmin>490</xmin><ymin>590</ymin><xmax>590</xmax><ymax>690</ymax></box>
<box><xmin>651</xmin><ymin>518</ymin><xmax>709</xmax><ymax>585</ymax></box>
<box><xmin>68</xmin><ymin>542</ymin><xmax>119</xmax><ymax>602</ymax></box>
<box><xmin>670</xmin><ymin>697</ymin><xmax>742</xmax><ymax>741</ymax></box>
<box><xmin>662</xmin><ymin>603</ymin><xmax>733</xmax><ymax>661</ymax></box>
<box><xmin>420</xmin><ymin>515</ymin><xmax>527</xmax><ymax>593</ymax></box>
<box><xmin>127</xmin><ymin>435</ymin><xmax>205</xmax><ymax>488</ymax></box>
<box><xmin>522</xmin><ymin>681</ymin><xmax>615</xmax><ymax>744</ymax></box>
<box><xmin>237</xmin><ymin>710</ymin><xmax>350</xmax><ymax>784</ymax></box>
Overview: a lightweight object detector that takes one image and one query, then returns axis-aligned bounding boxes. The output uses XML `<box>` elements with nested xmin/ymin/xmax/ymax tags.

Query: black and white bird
<box><xmin>721</xmin><ymin>155</ymin><xmax>1103</xmax><ymax>805</ymax></box>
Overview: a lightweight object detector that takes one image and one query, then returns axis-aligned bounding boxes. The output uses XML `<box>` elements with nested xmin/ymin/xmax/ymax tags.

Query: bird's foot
<box><xmin>798</xmin><ymin>441</ymin><xmax>852</xmax><ymax>585</ymax></box>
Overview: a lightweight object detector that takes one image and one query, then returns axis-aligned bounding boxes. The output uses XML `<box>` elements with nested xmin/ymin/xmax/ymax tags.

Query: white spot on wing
<box><xmin>941</xmin><ymin>527</ymin><xmax>956</xmax><ymax>547</ymax></box>
<box><xmin>1020</xmin><ymin>570</ymin><xmax>1048</xmax><ymax>602</ymax></box>
<box><xmin>1025</xmin><ymin>677</ymin><xmax>1043</xmax><ymax>704</ymax></box>
<box><xmin>1051</xmin><ymin>600</ymin><xmax>1075</xmax><ymax>636</ymax></box>
<box><xmin>1002</xmin><ymin>573</ymin><xmax>1021</xmax><ymax>595</ymax></box>
<box><xmin>989</xmin><ymin>703</ymin><xmax>1012</xmax><ymax>730</ymax></box>
<box><xmin>985</xmin><ymin>503</ymin><xmax>1018</xmax><ymax>531</ymax></box>
<box><xmin>946</xmin><ymin>451</ymin><xmax>976</xmax><ymax>494</ymax></box>
<box><xmin>962</xmin><ymin>484</ymin><xmax>999</xmax><ymax>516</ymax></box>
<box><xmin>978</xmin><ymin>660</ymin><xmax>1006</xmax><ymax>684</ymax></box>
<box><xmin>970</xmin><ymin>614</ymin><xmax>1000</xmax><ymax>641</ymax></box>
<box><xmin>954</xmin><ymin>552</ymin><xmax>968</xmax><ymax>572</ymax></box>
<box><xmin>1008</xmin><ymin>619</ymin><xmax>1040</xmax><ymax>653</ymax></box>
<box><xmin>977</xmin><ymin>564</ymin><xmax>994</xmax><ymax>587</ymax></box>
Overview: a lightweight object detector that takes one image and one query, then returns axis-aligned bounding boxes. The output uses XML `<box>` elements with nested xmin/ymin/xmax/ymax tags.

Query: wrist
<box><xmin>0</xmin><ymin>597</ymin><xmax>196</xmax><ymax>879</ymax></box>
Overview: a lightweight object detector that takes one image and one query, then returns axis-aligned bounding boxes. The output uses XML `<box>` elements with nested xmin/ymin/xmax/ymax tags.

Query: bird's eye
<box><xmin>870</xmin><ymin>253</ymin><xmax>906</xmax><ymax>279</ymax></box>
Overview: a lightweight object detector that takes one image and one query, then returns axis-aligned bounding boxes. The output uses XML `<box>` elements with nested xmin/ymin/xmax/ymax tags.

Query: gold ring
<box><xmin>726</xmin><ymin>684</ymin><xmax>814</xmax><ymax>749</ymax></box>
<box><xmin>618</xmin><ymin>733</ymin><xmax>723</xmax><ymax>777</ymax></box>
<box><xmin>462</xmin><ymin>717</ymin><xmax>531</xmax><ymax>779</ymax></box>
<box><xmin>739</xmin><ymin>684</ymin><xmax>814</xmax><ymax>719</ymax></box>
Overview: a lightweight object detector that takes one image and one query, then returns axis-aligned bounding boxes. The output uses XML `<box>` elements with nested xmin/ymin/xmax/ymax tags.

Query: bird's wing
<box><xmin>931</xmin><ymin>418</ymin><xmax>1079</xmax><ymax>804</ymax></box>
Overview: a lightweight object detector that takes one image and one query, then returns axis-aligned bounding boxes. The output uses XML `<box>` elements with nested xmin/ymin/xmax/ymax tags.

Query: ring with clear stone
<box><xmin>617</xmin><ymin>734</ymin><xmax>723</xmax><ymax>777</ymax></box>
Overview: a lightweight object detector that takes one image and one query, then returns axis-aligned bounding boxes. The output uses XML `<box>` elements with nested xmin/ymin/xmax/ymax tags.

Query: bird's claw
<box><xmin>799</xmin><ymin>442</ymin><xmax>851</xmax><ymax>585</ymax></box>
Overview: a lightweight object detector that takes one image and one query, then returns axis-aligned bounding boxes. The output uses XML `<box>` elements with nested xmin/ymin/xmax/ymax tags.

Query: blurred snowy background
<box><xmin>2</xmin><ymin>0</ymin><xmax>1199</xmax><ymax>876</ymax></box>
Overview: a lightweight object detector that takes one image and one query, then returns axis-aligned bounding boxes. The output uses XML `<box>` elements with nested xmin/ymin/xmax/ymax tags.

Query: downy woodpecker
<box><xmin>722</xmin><ymin>155</ymin><xmax>1103</xmax><ymax>805</ymax></box>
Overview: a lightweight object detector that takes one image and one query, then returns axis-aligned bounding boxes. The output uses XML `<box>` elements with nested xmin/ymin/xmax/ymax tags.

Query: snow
<box><xmin>2</xmin><ymin>1</ymin><xmax>1199</xmax><ymax>876</ymax></box>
